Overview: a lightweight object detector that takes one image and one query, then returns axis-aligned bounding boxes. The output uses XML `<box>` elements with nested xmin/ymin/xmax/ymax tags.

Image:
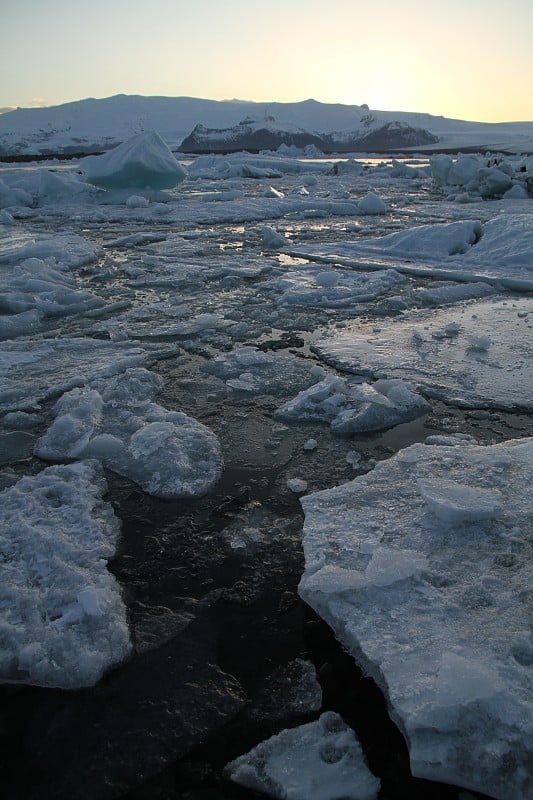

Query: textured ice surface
<box><xmin>313</xmin><ymin>297</ymin><xmax>533</xmax><ymax>411</ymax></box>
<box><xmin>264</xmin><ymin>265</ymin><xmax>405</xmax><ymax>308</ymax></box>
<box><xmin>0</xmin><ymin>256</ymin><xmax>104</xmax><ymax>336</ymax></box>
<box><xmin>276</xmin><ymin>374</ymin><xmax>429</xmax><ymax>434</ymax></box>
<box><xmin>291</xmin><ymin>212</ymin><xmax>533</xmax><ymax>289</ymax></box>
<box><xmin>81</xmin><ymin>131</ymin><xmax>187</xmax><ymax>190</ymax></box>
<box><xmin>0</xmin><ymin>338</ymin><xmax>173</xmax><ymax>412</ymax></box>
<box><xmin>226</xmin><ymin>711</ymin><xmax>380</xmax><ymax>800</ymax></box>
<box><xmin>0</xmin><ymin>460</ymin><xmax>131</xmax><ymax>688</ymax></box>
<box><xmin>299</xmin><ymin>438</ymin><xmax>533</xmax><ymax>799</ymax></box>
<box><xmin>0</xmin><ymin>231</ymin><xmax>100</xmax><ymax>267</ymax></box>
<box><xmin>36</xmin><ymin>368</ymin><xmax>223</xmax><ymax>499</ymax></box>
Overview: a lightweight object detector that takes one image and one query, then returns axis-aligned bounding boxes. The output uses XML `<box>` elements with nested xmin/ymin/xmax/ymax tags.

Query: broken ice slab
<box><xmin>299</xmin><ymin>437</ymin><xmax>533</xmax><ymax>799</ymax></box>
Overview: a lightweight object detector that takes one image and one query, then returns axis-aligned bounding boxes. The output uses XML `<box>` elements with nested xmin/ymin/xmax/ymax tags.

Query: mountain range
<box><xmin>0</xmin><ymin>95</ymin><xmax>531</xmax><ymax>157</ymax></box>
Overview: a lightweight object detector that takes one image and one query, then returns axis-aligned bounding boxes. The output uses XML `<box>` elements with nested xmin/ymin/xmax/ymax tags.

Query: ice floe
<box><xmin>291</xmin><ymin>212</ymin><xmax>533</xmax><ymax>290</ymax></box>
<box><xmin>0</xmin><ymin>231</ymin><xmax>100</xmax><ymax>268</ymax></box>
<box><xmin>36</xmin><ymin>368</ymin><xmax>223</xmax><ymax>499</ymax></box>
<box><xmin>312</xmin><ymin>297</ymin><xmax>533</xmax><ymax>411</ymax></box>
<box><xmin>264</xmin><ymin>265</ymin><xmax>405</xmax><ymax>308</ymax></box>
<box><xmin>0</xmin><ymin>460</ymin><xmax>131</xmax><ymax>688</ymax></box>
<box><xmin>299</xmin><ymin>437</ymin><xmax>533</xmax><ymax>799</ymax></box>
<box><xmin>276</xmin><ymin>373</ymin><xmax>429</xmax><ymax>434</ymax></box>
<box><xmin>0</xmin><ymin>338</ymin><xmax>173</xmax><ymax>412</ymax></box>
<box><xmin>226</xmin><ymin>711</ymin><xmax>380</xmax><ymax>800</ymax></box>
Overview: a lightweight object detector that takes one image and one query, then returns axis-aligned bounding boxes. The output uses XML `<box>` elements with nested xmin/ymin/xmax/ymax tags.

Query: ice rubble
<box><xmin>0</xmin><ymin>256</ymin><xmax>104</xmax><ymax>338</ymax></box>
<box><xmin>35</xmin><ymin>368</ymin><xmax>223</xmax><ymax>499</ymax></box>
<box><xmin>0</xmin><ymin>460</ymin><xmax>131</xmax><ymax>688</ymax></box>
<box><xmin>431</xmin><ymin>154</ymin><xmax>532</xmax><ymax>199</ymax></box>
<box><xmin>226</xmin><ymin>711</ymin><xmax>380</xmax><ymax>800</ymax></box>
<box><xmin>81</xmin><ymin>131</ymin><xmax>188</xmax><ymax>190</ymax></box>
<box><xmin>291</xmin><ymin>212</ymin><xmax>533</xmax><ymax>290</ymax></box>
<box><xmin>0</xmin><ymin>231</ymin><xmax>100</xmax><ymax>268</ymax></box>
<box><xmin>276</xmin><ymin>373</ymin><xmax>429</xmax><ymax>434</ymax></box>
<box><xmin>299</xmin><ymin>437</ymin><xmax>533</xmax><ymax>800</ymax></box>
<box><xmin>312</xmin><ymin>296</ymin><xmax>533</xmax><ymax>411</ymax></box>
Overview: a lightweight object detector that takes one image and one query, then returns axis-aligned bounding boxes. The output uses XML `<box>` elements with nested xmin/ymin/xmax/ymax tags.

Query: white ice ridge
<box><xmin>312</xmin><ymin>296</ymin><xmax>533</xmax><ymax>412</ymax></box>
<box><xmin>35</xmin><ymin>367</ymin><xmax>223</xmax><ymax>499</ymax></box>
<box><xmin>0</xmin><ymin>460</ymin><xmax>131</xmax><ymax>689</ymax></box>
<box><xmin>299</xmin><ymin>438</ymin><xmax>533</xmax><ymax>800</ymax></box>
<box><xmin>81</xmin><ymin>131</ymin><xmax>188</xmax><ymax>190</ymax></box>
<box><xmin>225</xmin><ymin>711</ymin><xmax>380</xmax><ymax>800</ymax></box>
<box><xmin>276</xmin><ymin>374</ymin><xmax>429</xmax><ymax>434</ymax></box>
<box><xmin>290</xmin><ymin>212</ymin><xmax>533</xmax><ymax>290</ymax></box>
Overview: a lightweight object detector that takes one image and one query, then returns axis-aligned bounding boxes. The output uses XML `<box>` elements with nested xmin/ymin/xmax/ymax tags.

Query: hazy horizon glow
<box><xmin>1</xmin><ymin>0</ymin><xmax>532</xmax><ymax>123</ymax></box>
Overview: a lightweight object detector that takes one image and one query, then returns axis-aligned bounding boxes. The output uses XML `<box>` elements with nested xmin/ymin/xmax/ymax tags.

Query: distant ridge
<box><xmin>0</xmin><ymin>94</ymin><xmax>531</xmax><ymax>156</ymax></box>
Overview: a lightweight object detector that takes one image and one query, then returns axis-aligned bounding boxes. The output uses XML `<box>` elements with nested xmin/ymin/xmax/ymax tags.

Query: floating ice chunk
<box><xmin>0</xmin><ymin>178</ymin><xmax>33</xmax><ymax>209</ymax></box>
<box><xmin>417</xmin><ymin>478</ymin><xmax>503</xmax><ymax>522</ymax></box>
<box><xmin>503</xmin><ymin>183</ymin><xmax>529</xmax><ymax>200</ymax></box>
<box><xmin>277</xmin><ymin>374</ymin><xmax>428</xmax><ymax>434</ymax></box>
<box><xmin>265</xmin><ymin>186</ymin><xmax>285</xmax><ymax>198</ymax></box>
<box><xmin>312</xmin><ymin>297</ymin><xmax>533</xmax><ymax>412</ymax></box>
<box><xmin>287</xmin><ymin>478</ymin><xmax>308</xmax><ymax>493</ymax></box>
<box><xmin>346</xmin><ymin>450</ymin><xmax>362</xmax><ymax>469</ymax></box>
<box><xmin>226</xmin><ymin>711</ymin><xmax>380</xmax><ymax>800</ymax></box>
<box><xmin>35</xmin><ymin>368</ymin><xmax>222</xmax><ymax>499</ymax></box>
<box><xmin>38</xmin><ymin>169</ymin><xmax>97</xmax><ymax>202</ymax></box>
<box><xmin>467</xmin><ymin>334</ymin><xmax>491</xmax><ymax>351</ymax></box>
<box><xmin>81</xmin><ymin>131</ymin><xmax>187</xmax><ymax>190</ymax></box>
<box><xmin>0</xmin><ymin>460</ymin><xmax>131</xmax><ymax>688</ymax></box>
<box><xmin>357</xmin><ymin>191</ymin><xmax>387</xmax><ymax>215</ymax></box>
<box><xmin>315</xmin><ymin>270</ymin><xmax>339</xmax><ymax>287</ymax></box>
<box><xmin>262</xmin><ymin>225</ymin><xmax>286</xmax><ymax>248</ymax></box>
<box><xmin>299</xmin><ymin>438</ymin><xmax>533</xmax><ymax>798</ymax></box>
<box><xmin>125</xmin><ymin>194</ymin><xmax>150</xmax><ymax>208</ymax></box>
<box><xmin>304</xmin><ymin>438</ymin><xmax>318</xmax><ymax>451</ymax></box>
<box><xmin>0</xmin><ymin>232</ymin><xmax>100</xmax><ymax>268</ymax></box>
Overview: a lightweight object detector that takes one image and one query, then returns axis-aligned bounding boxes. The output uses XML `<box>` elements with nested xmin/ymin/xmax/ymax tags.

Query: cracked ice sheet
<box><xmin>290</xmin><ymin>212</ymin><xmax>533</xmax><ymax>290</ymax></box>
<box><xmin>0</xmin><ymin>460</ymin><xmax>131</xmax><ymax>689</ymax></box>
<box><xmin>312</xmin><ymin>296</ymin><xmax>533</xmax><ymax>412</ymax></box>
<box><xmin>299</xmin><ymin>438</ymin><xmax>533</xmax><ymax>800</ymax></box>
<box><xmin>0</xmin><ymin>338</ymin><xmax>175</xmax><ymax>412</ymax></box>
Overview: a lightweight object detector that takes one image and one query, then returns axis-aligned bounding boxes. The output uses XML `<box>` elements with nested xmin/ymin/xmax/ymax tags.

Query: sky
<box><xmin>1</xmin><ymin>0</ymin><xmax>532</xmax><ymax>122</ymax></box>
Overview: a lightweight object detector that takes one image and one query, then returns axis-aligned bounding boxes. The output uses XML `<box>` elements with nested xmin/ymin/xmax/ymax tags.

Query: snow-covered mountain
<box><xmin>179</xmin><ymin>117</ymin><xmax>439</xmax><ymax>153</ymax></box>
<box><xmin>0</xmin><ymin>94</ymin><xmax>531</xmax><ymax>156</ymax></box>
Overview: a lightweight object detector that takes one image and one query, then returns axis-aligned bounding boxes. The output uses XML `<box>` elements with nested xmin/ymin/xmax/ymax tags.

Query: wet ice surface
<box><xmin>0</xmin><ymin>148</ymin><xmax>532</xmax><ymax>800</ymax></box>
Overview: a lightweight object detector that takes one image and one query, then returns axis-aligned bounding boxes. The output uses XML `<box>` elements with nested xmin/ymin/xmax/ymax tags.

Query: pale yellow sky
<box><xmin>1</xmin><ymin>0</ymin><xmax>532</xmax><ymax>121</ymax></box>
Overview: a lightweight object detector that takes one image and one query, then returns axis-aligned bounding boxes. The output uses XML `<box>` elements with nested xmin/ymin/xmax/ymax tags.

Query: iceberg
<box><xmin>81</xmin><ymin>131</ymin><xmax>187</xmax><ymax>190</ymax></box>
